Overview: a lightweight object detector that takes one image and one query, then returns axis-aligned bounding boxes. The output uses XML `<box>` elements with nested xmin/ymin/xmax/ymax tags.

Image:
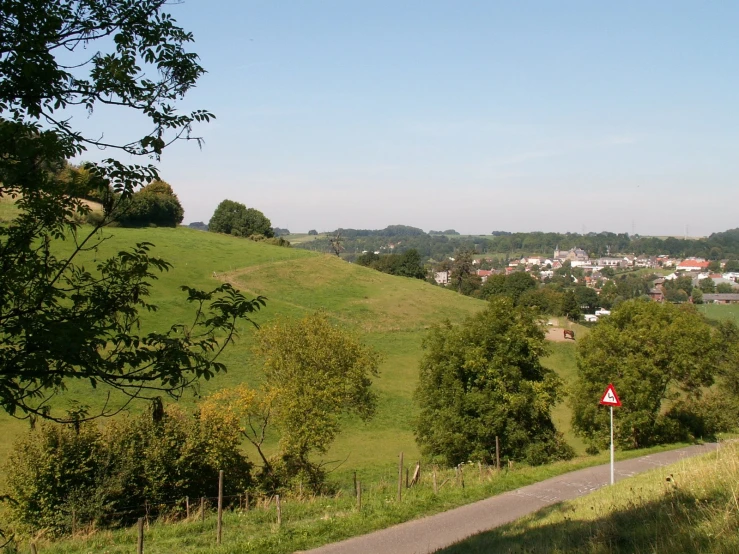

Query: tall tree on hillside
<box><xmin>118</xmin><ymin>179</ymin><xmax>185</xmax><ymax>227</ymax></box>
<box><xmin>414</xmin><ymin>298</ymin><xmax>573</xmax><ymax>466</ymax></box>
<box><xmin>208</xmin><ymin>199</ymin><xmax>273</xmax><ymax>237</ymax></box>
<box><xmin>572</xmin><ymin>300</ymin><xmax>737</xmax><ymax>449</ymax></box>
<box><xmin>0</xmin><ymin>0</ymin><xmax>265</xmax><ymax>425</ymax></box>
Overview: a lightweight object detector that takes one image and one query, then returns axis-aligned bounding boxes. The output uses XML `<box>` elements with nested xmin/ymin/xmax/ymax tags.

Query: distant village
<box><xmin>434</xmin><ymin>246</ymin><xmax>739</xmax><ymax>309</ymax></box>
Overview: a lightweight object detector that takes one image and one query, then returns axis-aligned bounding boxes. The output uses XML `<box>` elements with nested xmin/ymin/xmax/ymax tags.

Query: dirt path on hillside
<box><xmin>301</xmin><ymin>443</ymin><xmax>719</xmax><ymax>554</ymax></box>
<box><xmin>545</xmin><ymin>327</ymin><xmax>577</xmax><ymax>342</ymax></box>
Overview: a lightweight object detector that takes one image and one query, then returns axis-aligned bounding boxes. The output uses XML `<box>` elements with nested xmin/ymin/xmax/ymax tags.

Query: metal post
<box><xmin>610</xmin><ymin>406</ymin><xmax>614</xmax><ymax>485</ymax></box>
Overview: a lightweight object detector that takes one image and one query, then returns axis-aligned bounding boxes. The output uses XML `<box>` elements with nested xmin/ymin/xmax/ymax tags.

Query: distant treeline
<box><xmin>296</xmin><ymin>226</ymin><xmax>739</xmax><ymax>261</ymax></box>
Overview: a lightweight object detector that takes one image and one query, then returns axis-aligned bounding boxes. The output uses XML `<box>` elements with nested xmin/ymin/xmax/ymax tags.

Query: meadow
<box><xmin>0</xmin><ymin>225</ymin><xmax>487</xmax><ymax>478</ymax></box>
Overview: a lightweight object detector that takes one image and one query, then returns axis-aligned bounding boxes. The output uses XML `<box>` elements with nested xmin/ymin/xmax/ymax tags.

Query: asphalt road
<box><xmin>302</xmin><ymin>443</ymin><xmax>719</xmax><ymax>554</ymax></box>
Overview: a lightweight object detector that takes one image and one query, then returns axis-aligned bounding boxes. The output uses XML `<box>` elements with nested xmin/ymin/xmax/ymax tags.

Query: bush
<box><xmin>5</xmin><ymin>404</ymin><xmax>251</xmax><ymax>533</ymax></box>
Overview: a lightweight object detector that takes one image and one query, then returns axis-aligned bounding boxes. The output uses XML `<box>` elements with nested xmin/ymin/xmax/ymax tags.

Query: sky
<box><xmin>71</xmin><ymin>1</ymin><xmax>739</xmax><ymax>236</ymax></box>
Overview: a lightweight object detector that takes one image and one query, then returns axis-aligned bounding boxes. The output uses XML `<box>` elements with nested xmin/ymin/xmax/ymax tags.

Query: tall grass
<box><xmin>441</xmin><ymin>441</ymin><xmax>739</xmax><ymax>554</ymax></box>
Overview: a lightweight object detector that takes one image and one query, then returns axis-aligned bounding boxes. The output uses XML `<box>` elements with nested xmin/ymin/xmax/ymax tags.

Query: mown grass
<box><xmin>697</xmin><ymin>303</ymin><xmax>739</xmax><ymax>325</ymax></box>
<box><xmin>440</xmin><ymin>441</ymin><xmax>739</xmax><ymax>554</ymax></box>
<box><xmin>0</xmin><ymin>196</ymin><xmax>20</xmax><ymax>222</ymax></box>
<box><xmin>17</xmin><ymin>443</ymin><xmax>699</xmax><ymax>554</ymax></box>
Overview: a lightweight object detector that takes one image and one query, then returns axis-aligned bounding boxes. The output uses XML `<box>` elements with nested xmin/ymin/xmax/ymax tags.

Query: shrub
<box><xmin>5</xmin><ymin>404</ymin><xmax>251</xmax><ymax>533</ymax></box>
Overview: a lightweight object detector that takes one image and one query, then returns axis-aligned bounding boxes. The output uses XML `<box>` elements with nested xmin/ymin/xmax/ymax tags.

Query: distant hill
<box><xmin>296</xmin><ymin>226</ymin><xmax>739</xmax><ymax>261</ymax></box>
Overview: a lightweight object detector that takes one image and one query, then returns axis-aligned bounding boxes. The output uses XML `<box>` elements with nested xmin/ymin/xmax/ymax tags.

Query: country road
<box><xmin>302</xmin><ymin>443</ymin><xmax>718</xmax><ymax>554</ymax></box>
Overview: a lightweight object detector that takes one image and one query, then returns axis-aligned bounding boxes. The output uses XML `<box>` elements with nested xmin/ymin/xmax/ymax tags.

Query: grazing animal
<box><xmin>563</xmin><ymin>329</ymin><xmax>575</xmax><ymax>340</ymax></box>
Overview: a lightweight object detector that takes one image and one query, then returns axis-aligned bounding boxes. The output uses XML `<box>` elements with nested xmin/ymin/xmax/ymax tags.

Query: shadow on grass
<box><xmin>439</xmin><ymin>486</ymin><xmax>738</xmax><ymax>553</ymax></box>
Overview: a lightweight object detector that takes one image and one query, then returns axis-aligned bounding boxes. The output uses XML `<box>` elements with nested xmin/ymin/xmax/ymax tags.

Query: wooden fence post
<box><xmin>30</xmin><ymin>544</ymin><xmax>38</xmax><ymax>554</ymax></box>
<box><xmin>433</xmin><ymin>467</ymin><xmax>438</xmax><ymax>494</ymax></box>
<box><xmin>137</xmin><ymin>517</ymin><xmax>144</xmax><ymax>554</ymax></box>
<box><xmin>200</xmin><ymin>497</ymin><xmax>205</xmax><ymax>523</ymax></box>
<box><xmin>397</xmin><ymin>452</ymin><xmax>403</xmax><ymax>501</ymax></box>
<box><xmin>496</xmin><ymin>436</ymin><xmax>501</xmax><ymax>471</ymax></box>
<box><xmin>353</xmin><ymin>471</ymin><xmax>357</xmax><ymax>497</ymax></box>
<box><xmin>217</xmin><ymin>470</ymin><xmax>224</xmax><ymax>545</ymax></box>
<box><xmin>405</xmin><ymin>466</ymin><xmax>409</xmax><ymax>488</ymax></box>
<box><xmin>185</xmin><ymin>496</ymin><xmax>190</xmax><ymax>519</ymax></box>
<box><xmin>459</xmin><ymin>465</ymin><xmax>464</xmax><ymax>489</ymax></box>
<box><xmin>356</xmin><ymin>481</ymin><xmax>362</xmax><ymax>511</ymax></box>
<box><xmin>245</xmin><ymin>492</ymin><xmax>250</xmax><ymax>512</ymax></box>
<box><xmin>276</xmin><ymin>494</ymin><xmax>282</xmax><ymax>526</ymax></box>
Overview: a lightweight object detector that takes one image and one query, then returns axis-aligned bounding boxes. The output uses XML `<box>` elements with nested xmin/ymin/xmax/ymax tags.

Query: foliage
<box><xmin>573</xmin><ymin>286</ymin><xmax>599</xmax><ymax>313</ymax></box>
<box><xmin>308</xmin><ymin>229</ymin><xmax>318</xmax><ymax>235</ymax></box>
<box><xmin>692</xmin><ymin>288</ymin><xmax>704</xmax><ymax>304</ymax></box>
<box><xmin>12</xmin><ymin>445</ymin><xmax>685</xmax><ymax>554</ymax></box>
<box><xmin>561</xmin><ymin>290</ymin><xmax>581</xmax><ymax>321</ymax></box>
<box><xmin>414</xmin><ymin>298</ymin><xmax>574</xmax><ymax>467</ymax></box>
<box><xmin>117</xmin><ymin>179</ymin><xmax>184</xmax><ymax>227</ymax></box>
<box><xmin>254</xmin><ymin>313</ymin><xmax>381</xmax><ymax>480</ymax></box>
<box><xmin>699</xmin><ymin>277</ymin><xmax>716</xmax><ymax>293</ymax></box>
<box><xmin>572</xmin><ymin>300</ymin><xmax>737</xmax><ymax>449</ymax></box>
<box><xmin>450</xmin><ymin>249</ymin><xmax>480</xmax><ymax>295</ymax></box>
<box><xmin>717</xmin><ymin>283</ymin><xmax>736</xmax><ymax>293</ymax></box>
<box><xmin>0</xmin><ymin>0</ymin><xmax>266</xmax><ymax>422</ymax></box>
<box><xmin>355</xmin><ymin>248</ymin><xmax>426</xmax><ymax>280</ymax></box>
<box><xmin>480</xmin><ymin>272</ymin><xmax>537</xmax><ymax>304</ymax></box>
<box><xmin>208</xmin><ymin>200</ymin><xmax>274</xmax><ymax>238</ymax></box>
<box><xmin>5</xmin><ymin>404</ymin><xmax>251</xmax><ymax>533</ymax></box>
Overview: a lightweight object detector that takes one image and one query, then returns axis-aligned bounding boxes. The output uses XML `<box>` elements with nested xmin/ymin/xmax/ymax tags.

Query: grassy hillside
<box><xmin>441</xmin><ymin>441</ymin><xmax>739</xmax><ymax>554</ymax></box>
<box><xmin>0</xmin><ymin>226</ymin><xmax>487</xmax><ymax>475</ymax></box>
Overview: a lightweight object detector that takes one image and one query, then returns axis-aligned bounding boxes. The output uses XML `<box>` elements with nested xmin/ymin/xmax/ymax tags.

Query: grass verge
<box><xmin>18</xmin><ymin>442</ymin><xmax>703</xmax><ymax>554</ymax></box>
<box><xmin>440</xmin><ymin>440</ymin><xmax>739</xmax><ymax>554</ymax></box>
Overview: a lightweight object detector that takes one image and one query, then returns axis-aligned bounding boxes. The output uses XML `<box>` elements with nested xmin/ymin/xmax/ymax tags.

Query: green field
<box><xmin>0</xmin><ymin>225</ymin><xmax>488</xmax><ymax>478</ymax></box>
<box><xmin>697</xmin><ymin>302</ymin><xmax>739</xmax><ymax>325</ymax></box>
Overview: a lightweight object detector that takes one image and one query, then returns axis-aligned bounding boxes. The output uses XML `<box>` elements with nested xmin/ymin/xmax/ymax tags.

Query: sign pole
<box><xmin>610</xmin><ymin>405</ymin><xmax>614</xmax><ymax>485</ymax></box>
<box><xmin>599</xmin><ymin>383</ymin><xmax>621</xmax><ymax>487</ymax></box>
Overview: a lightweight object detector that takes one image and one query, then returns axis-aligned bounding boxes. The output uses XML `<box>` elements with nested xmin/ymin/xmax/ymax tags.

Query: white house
<box><xmin>434</xmin><ymin>271</ymin><xmax>450</xmax><ymax>285</ymax></box>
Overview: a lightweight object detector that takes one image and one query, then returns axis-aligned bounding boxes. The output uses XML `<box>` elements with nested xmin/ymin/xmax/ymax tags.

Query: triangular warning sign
<box><xmin>599</xmin><ymin>383</ymin><xmax>621</xmax><ymax>407</ymax></box>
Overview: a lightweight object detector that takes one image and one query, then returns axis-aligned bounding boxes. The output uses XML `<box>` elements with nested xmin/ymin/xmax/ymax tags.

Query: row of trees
<box><xmin>414</xmin><ymin>298</ymin><xmax>739</xmax><ymax>466</ymax></box>
<box><xmin>297</xmin><ymin>226</ymin><xmax>739</xmax><ymax>261</ymax></box>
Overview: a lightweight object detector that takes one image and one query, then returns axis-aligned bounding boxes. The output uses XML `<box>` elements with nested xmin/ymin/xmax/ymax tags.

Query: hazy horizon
<box><xmin>68</xmin><ymin>1</ymin><xmax>738</xmax><ymax>237</ymax></box>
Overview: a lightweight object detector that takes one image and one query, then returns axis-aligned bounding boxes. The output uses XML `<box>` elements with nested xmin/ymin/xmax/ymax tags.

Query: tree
<box><xmin>395</xmin><ymin>249</ymin><xmax>426</xmax><ymax>279</ymax></box>
<box><xmin>699</xmin><ymin>278</ymin><xmax>716</xmax><ymax>293</ymax></box>
<box><xmin>329</xmin><ymin>230</ymin><xmax>344</xmax><ymax>257</ymax></box>
<box><xmin>561</xmin><ymin>290</ymin><xmax>581</xmax><ymax>321</ymax></box>
<box><xmin>691</xmin><ymin>288</ymin><xmax>704</xmax><ymax>304</ymax></box>
<box><xmin>208</xmin><ymin>200</ymin><xmax>273</xmax><ymax>237</ymax></box>
<box><xmin>118</xmin><ymin>179</ymin><xmax>184</xmax><ymax>227</ymax></box>
<box><xmin>717</xmin><ymin>283</ymin><xmax>736</xmax><ymax>294</ymax></box>
<box><xmin>573</xmin><ymin>286</ymin><xmax>599</xmax><ymax>313</ymax></box>
<box><xmin>450</xmin><ymin>249</ymin><xmax>480</xmax><ymax>295</ymax></box>
<box><xmin>0</xmin><ymin>0</ymin><xmax>265</xmax><ymax>423</ymax></box>
<box><xmin>572</xmin><ymin>300</ymin><xmax>732</xmax><ymax>449</ymax></box>
<box><xmin>254</xmin><ymin>312</ymin><xmax>381</xmax><ymax>474</ymax></box>
<box><xmin>308</xmin><ymin>229</ymin><xmax>318</xmax><ymax>236</ymax></box>
<box><xmin>414</xmin><ymin>298</ymin><xmax>574</xmax><ymax>466</ymax></box>
<box><xmin>724</xmin><ymin>259</ymin><xmax>739</xmax><ymax>272</ymax></box>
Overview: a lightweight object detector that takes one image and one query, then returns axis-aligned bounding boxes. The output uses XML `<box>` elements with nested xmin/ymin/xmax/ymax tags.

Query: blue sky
<box><xmin>76</xmin><ymin>1</ymin><xmax>739</xmax><ymax>236</ymax></box>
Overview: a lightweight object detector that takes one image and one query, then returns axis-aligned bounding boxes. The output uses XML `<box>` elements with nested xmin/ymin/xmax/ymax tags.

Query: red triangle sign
<box><xmin>599</xmin><ymin>383</ymin><xmax>621</xmax><ymax>407</ymax></box>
